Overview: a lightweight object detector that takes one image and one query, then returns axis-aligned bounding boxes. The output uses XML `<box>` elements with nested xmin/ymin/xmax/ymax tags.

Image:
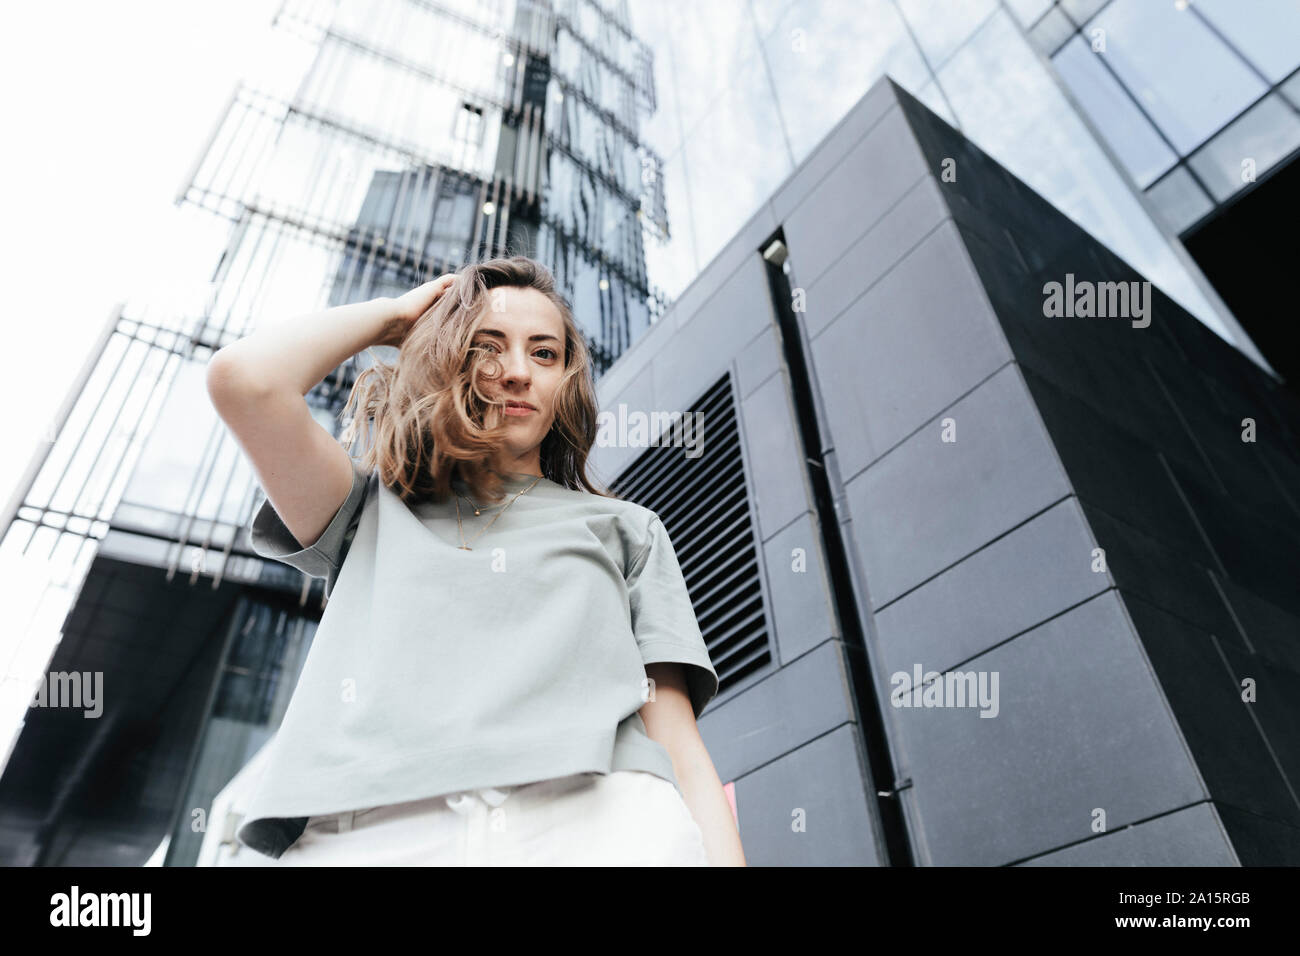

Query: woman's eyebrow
<box><xmin>474</xmin><ymin>328</ymin><xmax>561</xmax><ymax>343</ymax></box>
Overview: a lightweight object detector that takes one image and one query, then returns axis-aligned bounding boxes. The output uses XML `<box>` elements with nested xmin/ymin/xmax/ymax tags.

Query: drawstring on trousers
<box><xmin>443</xmin><ymin>787</ymin><xmax>511</xmax><ymax>814</ymax></box>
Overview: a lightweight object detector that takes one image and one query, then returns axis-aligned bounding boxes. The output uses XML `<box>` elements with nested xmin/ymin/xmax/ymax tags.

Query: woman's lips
<box><xmin>504</xmin><ymin>403</ymin><xmax>535</xmax><ymax>416</ymax></box>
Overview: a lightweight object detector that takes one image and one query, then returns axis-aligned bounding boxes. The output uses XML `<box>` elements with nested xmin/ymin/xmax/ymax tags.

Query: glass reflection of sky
<box><xmin>629</xmin><ymin>0</ymin><xmax>1235</xmax><ymax>344</ymax></box>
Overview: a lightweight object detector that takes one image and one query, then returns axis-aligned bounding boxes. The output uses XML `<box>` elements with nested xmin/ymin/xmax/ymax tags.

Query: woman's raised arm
<box><xmin>205</xmin><ymin>296</ymin><xmax>401</xmax><ymax>551</ymax></box>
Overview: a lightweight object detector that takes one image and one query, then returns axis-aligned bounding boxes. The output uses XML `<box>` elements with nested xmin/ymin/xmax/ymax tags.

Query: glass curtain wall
<box><xmin>0</xmin><ymin>0</ymin><xmax>669</xmax><ymax>865</ymax></box>
<box><xmin>629</xmin><ymin>0</ymin><xmax>1279</xmax><ymax>363</ymax></box>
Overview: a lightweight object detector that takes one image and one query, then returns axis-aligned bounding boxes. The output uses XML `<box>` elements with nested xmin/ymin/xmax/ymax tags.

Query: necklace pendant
<box><xmin>459</xmin><ymin>544</ymin><xmax>472</xmax><ymax>551</ymax></box>
<box><xmin>473</xmin><ymin>509</ymin><xmax>481</xmax><ymax>516</ymax></box>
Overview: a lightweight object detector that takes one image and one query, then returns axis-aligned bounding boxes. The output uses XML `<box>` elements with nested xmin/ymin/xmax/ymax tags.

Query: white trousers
<box><xmin>271</xmin><ymin>770</ymin><xmax>710</xmax><ymax>866</ymax></box>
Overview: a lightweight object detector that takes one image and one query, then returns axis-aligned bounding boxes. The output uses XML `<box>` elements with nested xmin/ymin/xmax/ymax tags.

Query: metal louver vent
<box><xmin>609</xmin><ymin>373</ymin><xmax>771</xmax><ymax>697</ymax></box>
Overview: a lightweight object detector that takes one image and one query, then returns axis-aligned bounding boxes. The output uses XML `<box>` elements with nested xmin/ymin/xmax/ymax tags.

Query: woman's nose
<box><xmin>501</xmin><ymin>350</ymin><xmax>531</xmax><ymax>383</ymax></box>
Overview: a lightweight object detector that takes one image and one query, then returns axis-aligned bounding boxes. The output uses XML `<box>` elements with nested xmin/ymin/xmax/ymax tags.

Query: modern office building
<box><xmin>587</xmin><ymin>74</ymin><xmax>1300</xmax><ymax>865</ymax></box>
<box><xmin>1035</xmin><ymin>0</ymin><xmax>1300</xmax><ymax>386</ymax></box>
<box><xmin>1</xmin><ymin>1</ymin><xmax>1296</xmax><ymax>866</ymax></box>
<box><xmin>628</xmin><ymin>0</ymin><xmax>1298</xmax><ymax>380</ymax></box>
<box><xmin>0</xmin><ymin>0</ymin><xmax>673</xmax><ymax>866</ymax></box>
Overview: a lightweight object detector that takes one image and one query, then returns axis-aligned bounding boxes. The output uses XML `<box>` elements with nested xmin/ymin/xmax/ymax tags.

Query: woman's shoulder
<box><xmin>543</xmin><ymin>479</ymin><xmax>660</xmax><ymax>536</ymax></box>
<box><xmin>554</xmin><ymin>476</ymin><xmax>652</xmax><ymax>509</ymax></box>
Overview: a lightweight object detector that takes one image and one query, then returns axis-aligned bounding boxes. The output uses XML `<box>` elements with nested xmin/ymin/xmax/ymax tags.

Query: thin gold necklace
<box><xmin>454</xmin><ymin>476</ymin><xmax>543</xmax><ymax>550</ymax></box>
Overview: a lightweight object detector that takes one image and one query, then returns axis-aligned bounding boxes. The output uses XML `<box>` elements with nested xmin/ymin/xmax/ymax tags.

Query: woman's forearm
<box><xmin>673</xmin><ymin>738</ymin><xmax>747</xmax><ymax>866</ymax></box>
<box><xmin>210</xmin><ymin>296</ymin><xmax>403</xmax><ymax>397</ymax></box>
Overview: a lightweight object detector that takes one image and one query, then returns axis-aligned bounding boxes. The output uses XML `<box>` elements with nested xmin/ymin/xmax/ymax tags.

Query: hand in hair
<box><xmin>381</xmin><ymin>275</ymin><xmax>458</xmax><ymax>346</ymax></box>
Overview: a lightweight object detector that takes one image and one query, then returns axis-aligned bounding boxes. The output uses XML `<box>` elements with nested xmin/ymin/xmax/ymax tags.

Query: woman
<box><xmin>206</xmin><ymin>256</ymin><xmax>746</xmax><ymax>866</ymax></box>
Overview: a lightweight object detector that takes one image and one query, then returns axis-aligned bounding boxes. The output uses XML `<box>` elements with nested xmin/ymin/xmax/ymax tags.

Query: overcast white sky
<box><xmin>0</xmin><ymin>0</ymin><xmax>278</xmax><ymax>523</ymax></box>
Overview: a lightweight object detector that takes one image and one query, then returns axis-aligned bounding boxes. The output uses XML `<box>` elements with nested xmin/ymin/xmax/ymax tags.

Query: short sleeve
<box><xmin>248</xmin><ymin>459</ymin><xmax>370</xmax><ymax>599</ymax></box>
<box><xmin>626</xmin><ymin>514</ymin><xmax>721</xmax><ymax>719</ymax></box>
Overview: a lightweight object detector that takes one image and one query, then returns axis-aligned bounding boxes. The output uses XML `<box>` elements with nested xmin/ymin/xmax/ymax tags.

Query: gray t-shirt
<box><xmin>236</xmin><ymin>458</ymin><xmax>720</xmax><ymax>858</ymax></box>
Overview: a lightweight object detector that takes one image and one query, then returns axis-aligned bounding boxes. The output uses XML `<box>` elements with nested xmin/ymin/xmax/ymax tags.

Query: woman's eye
<box><xmin>475</xmin><ymin>342</ymin><xmax>556</xmax><ymax>360</ymax></box>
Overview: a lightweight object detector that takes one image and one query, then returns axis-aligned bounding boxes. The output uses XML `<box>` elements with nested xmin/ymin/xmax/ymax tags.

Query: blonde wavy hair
<box><xmin>339</xmin><ymin>256</ymin><xmax>616</xmax><ymax>505</ymax></box>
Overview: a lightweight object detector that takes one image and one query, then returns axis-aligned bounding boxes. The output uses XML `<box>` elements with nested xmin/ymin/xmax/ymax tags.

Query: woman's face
<box><xmin>470</xmin><ymin>286</ymin><xmax>566</xmax><ymax>461</ymax></box>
